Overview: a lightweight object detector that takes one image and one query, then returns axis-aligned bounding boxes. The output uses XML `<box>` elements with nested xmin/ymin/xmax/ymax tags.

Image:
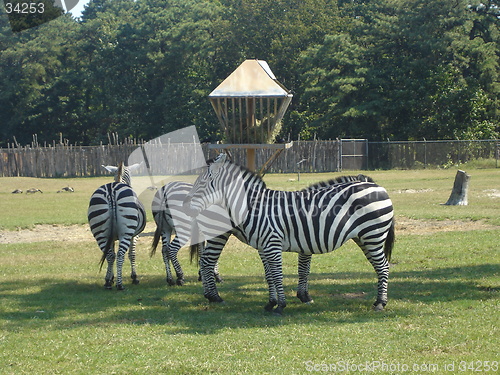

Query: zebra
<box><xmin>88</xmin><ymin>163</ymin><xmax>146</xmax><ymax>290</ymax></box>
<box><xmin>185</xmin><ymin>153</ymin><xmax>395</xmax><ymax>315</ymax></box>
<box><xmin>151</xmin><ymin>175</ymin><xmax>371</xmax><ymax>295</ymax></box>
<box><xmin>151</xmin><ymin>181</ymin><xmax>223</xmax><ymax>286</ymax></box>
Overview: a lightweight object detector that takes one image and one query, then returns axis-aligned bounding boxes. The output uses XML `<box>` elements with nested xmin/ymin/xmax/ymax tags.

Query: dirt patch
<box><xmin>483</xmin><ymin>189</ymin><xmax>500</xmax><ymax>198</ymax></box>
<box><xmin>0</xmin><ymin>219</ymin><xmax>496</xmax><ymax>245</ymax></box>
<box><xmin>394</xmin><ymin>188</ymin><xmax>434</xmax><ymax>194</ymax></box>
<box><xmin>0</xmin><ymin>222</ymin><xmax>157</xmax><ymax>245</ymax></box>
<box><xmin>395</xmin><ymin>217</ymin><xmax>496</xmax><ymax>235</ymax></box>
<box><xmin>332</xmin><ymin>292</ymin><xmax>367</xmax><ymax>299</ymax></box>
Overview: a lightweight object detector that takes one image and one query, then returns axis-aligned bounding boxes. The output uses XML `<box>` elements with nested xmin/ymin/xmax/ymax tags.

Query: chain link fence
<box><xmin>368</xmin><ymin>140</ymin><xmax>499</xmax><ymax>169</ymax></box>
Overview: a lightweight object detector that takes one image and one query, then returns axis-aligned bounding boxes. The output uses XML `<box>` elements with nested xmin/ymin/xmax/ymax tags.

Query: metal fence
<box><xmin>0</xmin><ymin>139</ymin><xmax>498</xmax><ymax>177</ymax></box>
<box><xmin>368</xmin><ymin>140</ymin><xmax>499</xmax><ymax>169</ymax></box>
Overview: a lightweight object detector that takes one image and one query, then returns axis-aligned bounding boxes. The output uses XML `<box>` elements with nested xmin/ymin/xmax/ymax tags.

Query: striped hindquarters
<box><xmin>151</xmin><ymin>182</ymin><xmax>194</xmax><ymax>241</ymax></box>
<box><xmin>242</xmin><ymin>181</ymin><xmax>393</xmax><ymax>255</ymax></box>
<box><xmin>88</xmin><ymin>182</ymin><xmax>145</xmax><ymax>250</ymax></box>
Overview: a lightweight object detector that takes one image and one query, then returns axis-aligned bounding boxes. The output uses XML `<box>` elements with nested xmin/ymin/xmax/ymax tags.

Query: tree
<box><xmin>296</xmin><ymin>0</ymin><xmax>499</xmax><ymax>140</ymax></box>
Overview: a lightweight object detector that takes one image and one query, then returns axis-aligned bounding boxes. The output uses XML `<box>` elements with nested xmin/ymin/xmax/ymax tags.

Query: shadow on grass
<box><xmin>0</xmin><ymin>263</ymin><xmax>498</xmax><ymax>334</ymax></box>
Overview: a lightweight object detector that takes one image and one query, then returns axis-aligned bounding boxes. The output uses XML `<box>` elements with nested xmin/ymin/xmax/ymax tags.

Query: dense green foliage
<box><xmin>1</xmin><ymin>0</ymin><xmax>499</xmax><ymax>146</ymax></box>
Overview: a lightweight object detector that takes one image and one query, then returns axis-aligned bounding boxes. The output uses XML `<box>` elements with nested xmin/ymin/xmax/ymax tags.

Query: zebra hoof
<box><xmin>273</xmin><ymin>306</ymin><xmax>285</xmax><ymax>316</ymax></box>
<box><xmin>373</xmin><ymin>301</ymin><xmax>386</xmax><ymax>311</ymax></box>
<box><xmin>176</xmin><ymin>279</ymin><xmax>185</xmax><ymax>286</ymax></box>
<box><xmin>166</xmin><ymin>278</ymin><xmax>176</xmax><ymax>286</ymax></box>
<box><xmin>206</xmin><ymin>294</ymin><xmax>224</xmax><ymax>303</ymax></box>
<box><xmin>297</xmin><ymin>291</ymin><xmax>313</xmax><ymax>304</ymax></box>
<box><xmin>264</xmin><ymin>301</ymin><xmax>277</xmax><ymax>312</ymax></box>
<box><xmin>215</xmin><ymin>275</ymin><xmax>224</xmax><ymax>283</ymax></box>
<box><xmin>104</xmin><ymin>281</ymin><xmax>113</xmax><ymax>289</ymax></box>
<box><xmin>132</xmin><ymin>279</ymin><xmax>140</xmax><ymax>285</ymax></box>
<box><xmin>116</xmin><ymin>284</ymin><xmax>125</xmax><ymax>291</ymax></box>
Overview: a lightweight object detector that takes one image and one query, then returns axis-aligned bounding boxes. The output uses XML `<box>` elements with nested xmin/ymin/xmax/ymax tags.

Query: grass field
<box><xmin>0</xmin><ymin>168</ymin><xmax>499</xmax><ymax>374</ymax></box>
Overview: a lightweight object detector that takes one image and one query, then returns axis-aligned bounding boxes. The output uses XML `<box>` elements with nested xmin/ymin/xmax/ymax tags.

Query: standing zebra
<box><xmin>88</xmin><ymin>163</ymin><xmax>146</xmax><ymax>290</ymax></box>
<box><xmin>151</xmin><ymin>181</ymin><xmax>223</xmax><ymax>286</ymax></box>
<box><xmin>152</xmin><ymin>175</ymin><xmax>371</xmax><ymax>294</ymax></box>
<box><xmin>185</xmin><ymin>154</ymin><xmax>395</xmax><ymax>315</ymax></box>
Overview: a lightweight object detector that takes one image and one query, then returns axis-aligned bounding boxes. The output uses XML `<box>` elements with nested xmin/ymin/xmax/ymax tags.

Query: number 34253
<box><xmin>5</xmin><ymin>2</ymin><xmax>45</xmax><ymax>14</ymax></box>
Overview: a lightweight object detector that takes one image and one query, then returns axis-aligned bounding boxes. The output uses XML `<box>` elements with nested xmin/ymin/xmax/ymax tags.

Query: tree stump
<box><xmin>444</xmin><ymin>170</ymin><xmax>470</xmax><ymax>206</ymax></box>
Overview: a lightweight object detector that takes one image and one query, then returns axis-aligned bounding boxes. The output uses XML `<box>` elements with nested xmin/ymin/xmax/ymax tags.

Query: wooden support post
<box><xmin>444</xmin><ymin>170</ymin><xmax>470</xmax><ymax>206</ymax></box>
<box><xmin>246</xmin><ymin>148</ymin><xmax>256</xmax><ymax>171</ymax></box>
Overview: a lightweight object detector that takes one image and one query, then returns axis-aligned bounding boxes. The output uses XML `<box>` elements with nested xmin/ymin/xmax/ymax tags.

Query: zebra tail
<box><xmin>384</xmin><ymin>218</ymin><xmax>395</xmax><ymax>263</ymax></box>
<box><xmin>151</xmin><ymin>196</ymin><xmax>169</xmax><ymax>258</ymax></box>
<box><xmin>150</xmin><ymin>224</ymin><xmax>161</xmax><ymax>257</ymax></box>
<box><xmin>99</xmin><ymin>202</ymin><xmax>116</xmax><ymax>272</ymax></box>
<box><xmin>190</xmin><ymin>243</ymin><xmax>200</xmax><ymax>264</ymax></box>
<box><xmin>99</xmin><ymin>232</ymin><xmax>114</xmax><ymax>271</ymax></box>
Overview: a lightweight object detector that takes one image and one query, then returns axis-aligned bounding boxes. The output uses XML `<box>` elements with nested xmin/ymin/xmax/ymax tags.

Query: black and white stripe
<box><xmin>186</xmin><ymin>154</ymin><xmax>395</xmax><ymax>315</ymax></box>
<box><xmin>151</xmin><ymin>181</ymin><xmax>223</xmax><ymax>286</ymax></box>
<box><xmin>151</xmin><ymin>176</ymin><xmax>370</xmax><ymax>292</ymax></box>
<box><xmin>88</xmin><ymin>163</ymin><xmax>146</xmax><ymax>290</ymax></box>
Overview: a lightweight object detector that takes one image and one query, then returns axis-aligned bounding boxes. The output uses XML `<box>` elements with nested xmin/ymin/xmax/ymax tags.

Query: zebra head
<box><xmin>184</xmin><ymin>153</ymin><xmax>248</xmax><ymax>222</ymax></box>
<box><xmin>184</xmin><ymin>154</ymin><xmax>227</xmax><ymax>217</ymax></box>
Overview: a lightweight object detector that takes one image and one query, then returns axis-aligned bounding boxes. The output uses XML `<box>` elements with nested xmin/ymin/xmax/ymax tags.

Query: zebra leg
<box><xmin>259</xmin><ymin>250</ymin><xmax>278</xmax><ymax>312</ymax></box>
<box><xmin>168</xmin><ymin>239</ymin><xmax>185</xmax><ymax>286</ymax></box>
<box><xmin>357</xmin><ymin>241</ymin><xmax>390</xmax><ymax>311</ymax></box>
<box><xmin>214</xmin><ymin>261</ymin><xmax>223</xmax><ymax>283</ymax></box>
<box><xmin>200</xmin><ymin>235</ymin><xmax>228</xmax><ymax>303</ymax></box>
<box><xmin>115</xmin><ymin>237</ymin><xmax>132</xmax><ymax>290</ymax></box>
<box><xmin>104</xmin><ymin>244</ymin><xmax>116</xmax><ymax>289</ymax></box>
<box><xmin>161</xmin><ymin>235</ymin><xmax>176</xmax><ymax>286</ymax></box>
<box><xmin>268</xmin><ymin>247</ymin><xmax>286</xmax><ymax>316</ymax></box>
<box><xmin>297</xmin><ymin>253</ymin><xmax>314</xmax><ymax>304</ymax></box>
<box><xmin>128</xmin><ymin>236</ymin><xmax>139</xmax><ymax>285</ymax></box>
<box><xmin>197</xmin><ymin>242</ymin><xmax>223</xmax><ymax>283</ymax></box>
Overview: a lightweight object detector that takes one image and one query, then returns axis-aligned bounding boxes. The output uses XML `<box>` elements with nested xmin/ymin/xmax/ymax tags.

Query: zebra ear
<box><xmin>214</xmin><ymin>153</ymin><xmax>227</xmax><ymax>164</ymax></box>
<box><xmin>102</xmin><ymin>165</ymin><xmax>118</xmax><ymax>174</ymax></box>
<box><xmin>127</xmin><ymin>162</ymin><xmax>143</xmax><ymax>172</ymax></box>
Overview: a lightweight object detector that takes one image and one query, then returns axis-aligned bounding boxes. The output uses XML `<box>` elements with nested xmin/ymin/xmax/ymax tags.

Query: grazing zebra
<box><xmin>151</xmin><ymin>181</ymin><xmax>223</xmax><ymax>286</ymax></box>
<box><xmin>88</xmin><ymin>163</ymin><xmax>146</xmax><ymax>290</ymax></box>
<box><xmin>185</xmin><ymin>154</ymin><xmax>395</xmax><ymax>315</ymax></box>
<box><xmin>152</xmin><ymin>175</ymin><xmax>371</xmax><ymax>295</ymax></box>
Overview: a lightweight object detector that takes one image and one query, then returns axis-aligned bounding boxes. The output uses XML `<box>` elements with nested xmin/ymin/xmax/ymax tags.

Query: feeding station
<box><xmin>208</xmin><ymin>60</ymin><xmax>293</xmax><ymax>174</ymax></box>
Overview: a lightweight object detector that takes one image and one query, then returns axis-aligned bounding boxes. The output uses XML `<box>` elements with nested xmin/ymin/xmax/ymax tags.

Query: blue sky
<box><xmin>69</xmin><ymin>0</ymin><xmax>90</xmax><ymax>18</ymax></box>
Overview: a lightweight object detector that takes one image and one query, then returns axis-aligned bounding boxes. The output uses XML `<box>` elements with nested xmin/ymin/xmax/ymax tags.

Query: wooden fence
<box><xmin>0</xmin><ymin>140</ymin><xmax>343</xmax><ymax>177</ymax></box>
<box><xmin>1</xmin><ymin>139</ymin><xmax>497</xmax><ymax>177</ymax></box>
<box><xmin>0</xmin><ymin>143</ymin><xmax>138</xmax><ymax>178</ymax></box>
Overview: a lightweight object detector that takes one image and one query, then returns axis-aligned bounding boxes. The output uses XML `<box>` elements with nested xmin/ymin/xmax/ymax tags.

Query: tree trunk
<box><xmin>444</xmin><ymin>170</ymin><xmax>470</xmax><ymax>206</ymax></box>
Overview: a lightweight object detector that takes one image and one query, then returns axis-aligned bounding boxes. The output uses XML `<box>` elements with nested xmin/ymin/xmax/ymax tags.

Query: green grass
<box><xmin>0</xmin><ymin>169</ymin><xmax>499</xmax><ymax>374</ymax></box>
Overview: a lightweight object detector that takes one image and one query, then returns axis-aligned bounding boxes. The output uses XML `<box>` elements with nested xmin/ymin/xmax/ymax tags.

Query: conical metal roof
<box><xmin>209</xmin><ymin>60</ymin><xmax>292</xmax><ymax>98</ymax></box>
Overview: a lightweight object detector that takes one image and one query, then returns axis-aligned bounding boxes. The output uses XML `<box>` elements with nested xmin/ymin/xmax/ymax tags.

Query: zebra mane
<box><xmin>206</xmin><ymin>157</ymin><xmax>267</xmax><ymax>188</ymax></box>
<box><xmin>207</xmin><ymin>157</ymin><xmax>374</xmax><ymax>191</ymax></box>
<box><xmin>116</xmin><ymin>163</ymin><xmax>124</xmax><ymax>183</ymax></box>
<box><xmin>305</xmin><ymin>174</ymin><xmax>375</xmax><ymax>190</ymax></box>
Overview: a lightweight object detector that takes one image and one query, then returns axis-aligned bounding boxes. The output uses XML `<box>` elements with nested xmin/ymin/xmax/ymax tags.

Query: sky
<box><xmin>68</xmin><ymin>0</ymin><xmax>90</xmax><ymax>18</ymax></box>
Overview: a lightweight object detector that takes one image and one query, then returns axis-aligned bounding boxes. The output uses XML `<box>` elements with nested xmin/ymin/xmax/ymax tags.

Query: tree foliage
<box><xmin>0</xmin><ymin>0</ymin><xmax>498</xmax><ymax>146</ymax></box>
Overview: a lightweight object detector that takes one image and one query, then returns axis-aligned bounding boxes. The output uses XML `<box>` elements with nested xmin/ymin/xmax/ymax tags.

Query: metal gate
<box><xmin>340</xmin><ymin>139</ymin><xmax>368</xmax><ymax>170</ymax></box>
